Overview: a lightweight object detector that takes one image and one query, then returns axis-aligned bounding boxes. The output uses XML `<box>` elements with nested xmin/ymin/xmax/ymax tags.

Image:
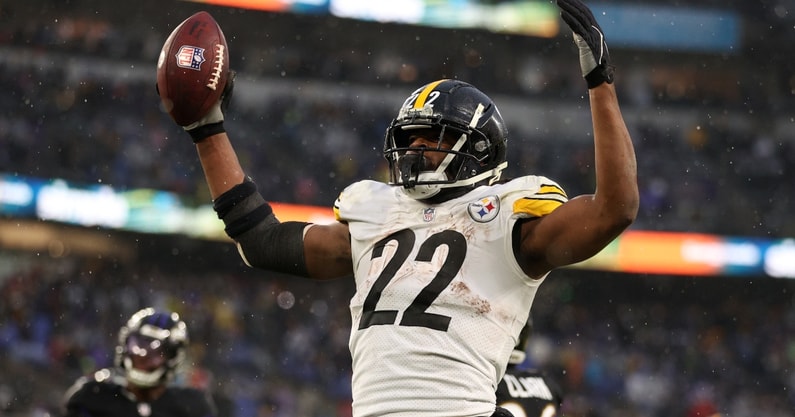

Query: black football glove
<box><xmin>557</xmin><ymin>0</ymin><xmax>614</xmax><ymax>89</ymax></box>
<box><xmin>183</xmin><ymin>69</ymin><xmax>236</xmax><ymax>142</ymax></box>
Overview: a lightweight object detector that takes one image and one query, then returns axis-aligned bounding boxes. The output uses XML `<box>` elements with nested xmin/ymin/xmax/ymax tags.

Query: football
<box><xmin>156</xmin><ymin>11</ymin><xmax>229</xmax><ymax>126</ymax></box>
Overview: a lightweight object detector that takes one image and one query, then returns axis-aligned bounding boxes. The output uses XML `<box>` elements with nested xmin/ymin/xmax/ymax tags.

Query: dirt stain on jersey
<box><xmin>451</xmin><ymin>281</ymin><xmax>491</xmax><ymax>315</ymax></box>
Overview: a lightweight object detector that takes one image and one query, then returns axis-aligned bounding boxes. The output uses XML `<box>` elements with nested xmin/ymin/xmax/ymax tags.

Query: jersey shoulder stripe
<box><xmin>334</xmin><ymin>180</ymin><xmax>396</xmax><ymax>223</ymax></box>
<box><xmin>509</xmin><ymin>178</ymin><xmax>568</xmax><ymax>218</ymax></box>
<box><xmin>537</xmin><ymin>183</ymin><xmax>568</xmax><ymax>199</ymax></box>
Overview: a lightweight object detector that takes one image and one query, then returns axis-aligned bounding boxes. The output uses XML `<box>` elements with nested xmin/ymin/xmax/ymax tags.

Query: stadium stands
<box><xmin>1</xmin><ymin>1</ymin><xmax>794</xmax><ymax>416</ymax></box>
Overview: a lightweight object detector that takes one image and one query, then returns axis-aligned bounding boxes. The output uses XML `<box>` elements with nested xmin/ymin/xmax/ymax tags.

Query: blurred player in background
<box><xmin>62</xmin><ymin>307</ymin><xmax>217</xmax><ymax>417</ymax></box>
<box><xmin>496</xmin><ymin>320</ymin><xmax>563</xmax><ymax>417</ymax></box>
<box><xmin>160</xmin><ymin>0</ymin><xmax>638</xmax><ymax>415</ymax></box>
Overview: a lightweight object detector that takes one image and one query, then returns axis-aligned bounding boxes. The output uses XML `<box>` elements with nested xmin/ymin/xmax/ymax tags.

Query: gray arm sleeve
<box><xmin>213</xmin><ymin>178</ymin><xmax>309</xmax><ymax>276</ymax></box>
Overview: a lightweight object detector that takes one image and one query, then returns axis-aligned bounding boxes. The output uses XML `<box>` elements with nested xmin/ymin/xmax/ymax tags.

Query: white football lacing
<box><xmin>207</xmin><ymin>43</ymin><xmax>225</xmax><ymax>90</ymax></box>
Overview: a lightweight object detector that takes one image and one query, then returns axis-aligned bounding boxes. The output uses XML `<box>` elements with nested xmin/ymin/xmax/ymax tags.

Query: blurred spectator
<box><xmin>61</xmin><ymin>307</ymin><xmax>218</xmax><ymax>417</ymax></box>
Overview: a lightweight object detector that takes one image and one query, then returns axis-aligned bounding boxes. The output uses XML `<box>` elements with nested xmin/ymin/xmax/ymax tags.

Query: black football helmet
<box><xmin>114</xmin><ymin>307</ymin><xmax>188</xmax><ymax>388</ymax></box>
<box><xmin>384</xmin><ymin>79</ymin><xmax>508</xmax><ymax>202</ymax></box>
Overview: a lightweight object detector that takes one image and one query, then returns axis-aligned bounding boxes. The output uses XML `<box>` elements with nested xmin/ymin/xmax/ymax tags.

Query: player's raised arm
<box><xmin>155</xmin><ymin>12</ymin><xmax>242</xmax><ymax>198</ymax></box>
<box><xmin>516</xmin><ymin>0</ymin><xmax>639</xmax><ymax>278</ymax></box>
<box><xmin>156</xmin><ymin>13</ymin><xmax>352</xmax><ymax>280</ymax></box>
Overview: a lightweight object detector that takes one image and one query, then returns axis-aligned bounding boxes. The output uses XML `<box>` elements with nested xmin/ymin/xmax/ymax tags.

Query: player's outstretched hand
<box><xmin>556</xmin><ymin>0</ymin><xmax>614</xmax><ymax>88</ymax></box>
<box><xmin>182</xmin><ymin>70</ymin><xmax>236</xmax><ymax>143</ymax></box>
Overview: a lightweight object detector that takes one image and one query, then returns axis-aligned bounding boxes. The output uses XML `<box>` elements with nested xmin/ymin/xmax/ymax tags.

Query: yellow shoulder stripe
<box><xmin>513</xmin><ymin>198</ymin><xmax>564</xmax><ymax>217</ymax></box>
<box><xmin>513</xmin><ymin>183</ymin><xmax>568</xmax><ymax>217</ymax></box>
<box><xmin>538</xmin><ymin>184</ymin><xmax>568</xmax><ymax>198</ymax></box>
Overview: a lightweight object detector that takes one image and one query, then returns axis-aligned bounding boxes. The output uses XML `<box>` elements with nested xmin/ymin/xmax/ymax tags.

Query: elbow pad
<box><xmin>213</xmin><ymin>178</ymin><xmax>309</xmax><ymax>276</ymax></box>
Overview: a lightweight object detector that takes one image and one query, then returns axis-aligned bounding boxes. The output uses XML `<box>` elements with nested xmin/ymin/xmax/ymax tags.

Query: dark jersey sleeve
<box><xmin>62</xmin><ymin>377</ymin><xmax>136</xmax><ymax>417</ymax></box>
<box><xmin>156</xmin><ymin>387</ymin><xmax>218</xmax><ymax>417</ymax></box>
<box><xmin>62</xmin><ymin>372</ymin><xmax>217</xmax><ymax>417</ymax></box>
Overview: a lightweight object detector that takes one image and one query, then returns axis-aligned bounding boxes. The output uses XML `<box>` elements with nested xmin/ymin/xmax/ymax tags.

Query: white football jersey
<box><xmin>334</xmin><ymin>176</ymin><xmax>567</xmax><ymax>417</ymax></box>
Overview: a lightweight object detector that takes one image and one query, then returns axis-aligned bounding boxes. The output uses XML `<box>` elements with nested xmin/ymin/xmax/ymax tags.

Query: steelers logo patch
<box><xmin>468</xmin><ymin>195</ymin><xmax>500</xmax><ymax>223</ymax></box>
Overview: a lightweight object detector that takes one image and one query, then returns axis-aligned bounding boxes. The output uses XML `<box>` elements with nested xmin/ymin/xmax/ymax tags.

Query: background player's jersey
<box><xmin>496</xmin><ymin>368</ymin><xmax>564</xmax><ymax>417</ymax></box>
<box><xmin>334</xmin><ymin>176</ymin><xmax>567</xmax><ymax>417</ymax></box>
<box><xmin>62</xmin><ymin>369</ymin><xmax>216</xmax><ymax>417</ymax></box>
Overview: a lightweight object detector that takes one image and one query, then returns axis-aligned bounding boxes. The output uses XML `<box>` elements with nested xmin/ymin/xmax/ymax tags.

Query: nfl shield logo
<box><xmin>423</xmin><ymin>207</ymin><xmax>435</xmax><ymax>222</ymax></box>
<box><xmin>175</xmin><ymin>45</ymin><xmax>205</xmax><ymax>70</ymax></box>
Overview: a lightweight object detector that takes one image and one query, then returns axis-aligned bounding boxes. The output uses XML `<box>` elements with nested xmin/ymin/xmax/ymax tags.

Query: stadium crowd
<box><xmin>1</xmin><ymin>58</ymin><xmax>794</xmax><ymax>238</ymax></box>
<box><xmin>1</xmin><ymin>244</ymin><xmax>794</xmax><ymax>417</ymax></box>
<box><xmin>1</xmin><ymin>1</ymin><xmax>795</xmax><ymax>416</ymax></box>
<box><xmin>1</xmin><ymin>1</ymin><xmax>794</xmax><ymax>239</ymax></box>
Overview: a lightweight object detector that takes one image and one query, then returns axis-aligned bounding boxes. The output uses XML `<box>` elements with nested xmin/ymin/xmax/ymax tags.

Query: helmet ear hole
<box><xmin>473</xmin><ymin>140</ymin><xmax>488</xmax><ymax>154</ymax></box>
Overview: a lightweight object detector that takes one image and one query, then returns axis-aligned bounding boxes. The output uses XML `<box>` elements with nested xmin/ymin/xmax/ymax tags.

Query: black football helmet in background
<box><xmin>114</xmin><ymin>307</ymin><xmax>188</xmax><ymax>388</ymax></box>
<box><xmin>384</xmin><ymin>79</ymin><xmax>509</xmax><ymax>202</ymax></box>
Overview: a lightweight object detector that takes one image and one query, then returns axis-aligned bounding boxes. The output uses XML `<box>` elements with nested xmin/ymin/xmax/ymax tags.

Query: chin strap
<box><xmin>401</xmin><ymin>161</ymin><xmax>507</xmax><ymax>200</ymax></box>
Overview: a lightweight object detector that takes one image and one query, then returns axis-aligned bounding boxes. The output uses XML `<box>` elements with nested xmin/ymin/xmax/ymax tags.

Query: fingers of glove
<box><xmin>220</xmin><ymin>70</ymin><xmax>236</xmax><ymax>114</ymax></box>
<box><xmin>559</xmin><ymin>2</ymin><xmax>609</xmax><ymax>65</ymax></box>
<box><xmin>559</xmin><ymin>3</ymin><xmax>598</xmax><ymax>43</ymax></box>
<box><xmin>563</xmin><ymin>12</ymin><xmax>598</xmax><ymax>55</ymax></box>
<box><xmin>225</xmin><ymin>70</ymin><xmax>237</xmax><ymax>92</ymax></box>
<box><xmin>558</xmin><ymin>0</ymin><xmax>614</xmax><ymax>87</ymax></box>
<box><xmin>559</xmin><ymin>6</ymin><xmax>598</xmax><ymax>56</ymax></box>
<box><xmin>557</xmin><ymin>0</ymin><xmax>599</xmax><ymax>29</ymax></box>
<box><xmin>560</xmin><ymin>10</ymin><xmax>588</xmax><ymax>38</ymax></box>
<box><xmin>187</xmin><ymin>69</ymin><xmax>235</xmax><ymax>130</ymax></box>
<box><xmin>558</xmin><ymin>0</ymin><xmax>605</xmax><ymax>51</ymax></box>
<box><xmin>183</xmin><ymin>101</ymin><xmax>223</xmax><ymax>131</ymax></box>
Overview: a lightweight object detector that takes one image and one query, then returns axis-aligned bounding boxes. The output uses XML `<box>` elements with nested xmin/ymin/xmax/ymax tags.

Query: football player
<box><xmin>62</xmin><ymin>308</ymin><xmax>217</xmax><ymax>417</ymax></box>
<box><xmin>161</xmin><ymin>0</ymin><xmax>638</xmax><ymax>416</ymax></box>
<box><xmin>496</xmin><ymin>321</ymin><xmax>564</xmax><ymax>417</ymax></box>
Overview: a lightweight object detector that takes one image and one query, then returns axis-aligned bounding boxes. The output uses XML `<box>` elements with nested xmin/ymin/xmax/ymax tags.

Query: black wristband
<box><xmin>585</xmin><ymin>64</ymin><xmax>615</xmax><ymax>89</ymax></box>
<box><xmin>213</xmin><ymin>178</ymin><xmax>257</xmax><ymax>218</ymax></box>
<box><xmin>188</xmin><ymin>121</ymin><xmax>225</xmax><ymax>143</ymax></box>
<box><xmin>224</xmin><ymin>203</ymin><xmax>275</xmax><ymax>239</ymax></box>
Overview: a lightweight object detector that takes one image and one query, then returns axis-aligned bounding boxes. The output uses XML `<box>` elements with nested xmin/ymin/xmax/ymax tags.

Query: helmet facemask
<box><xmin>122</xmin><ymin>333</ymin><xmax>170</xmax><ymax>387</ymax></box>
<box><xmin>115</xmin><ymin>308</ymin><xmax>188</xmax><ymax>389</ymax></box>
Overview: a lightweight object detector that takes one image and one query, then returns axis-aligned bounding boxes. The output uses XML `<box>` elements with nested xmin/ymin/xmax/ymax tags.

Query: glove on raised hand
<box><xmin>183</xmin><ymin>70</ymin><xmax>236</xmax><ymax>143</ymax></box>
<box><xmin>557</xmin><ymin>0</ymin><xmax>614</xmax><ymax>88</ymax></box>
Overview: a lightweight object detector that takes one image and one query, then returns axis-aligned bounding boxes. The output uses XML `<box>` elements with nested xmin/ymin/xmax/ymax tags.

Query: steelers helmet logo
<box><xmin>468</xmin><ymin>195</ymin><xmax>500</xmax><ymax>223</ymax></box>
